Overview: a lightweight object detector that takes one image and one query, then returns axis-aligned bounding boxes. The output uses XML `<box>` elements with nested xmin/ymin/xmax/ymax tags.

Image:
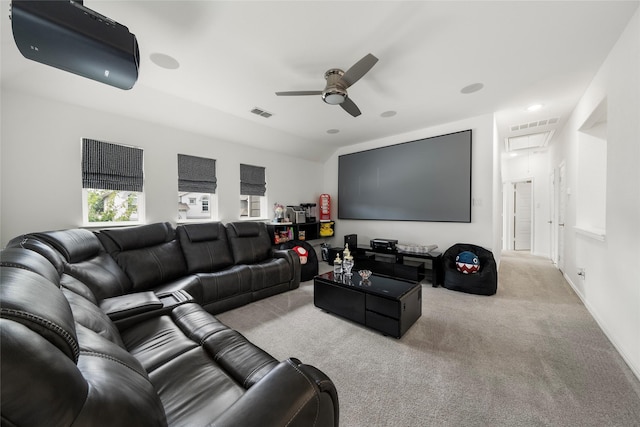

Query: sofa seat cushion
<box><xmin>147</xmin><ymin>303</ymin><xmax>281</xmax><ymax>425</ymax></box>
<box><xmin>247</xmin><ymin>258</ymin><xmax>292</xmax><ymax>292</ymax></box>
<box><xmin>196</xmin><ymin>265</ymin><xmax>252</xmax><ymax>302</ymax></box>
<box><xmin>121</xmin><ymin>315</ymin><xmax>199</xmax><ymax>373</ymax></box>
<box><xmin>170</xmin><ymin>304</ymin><xmax>278</xmax><ymax>388</ymax></box>
<box><xmin>149</xmin><ymin>347</ymin><xmax>244</xmax><ymax>426</ymax></box>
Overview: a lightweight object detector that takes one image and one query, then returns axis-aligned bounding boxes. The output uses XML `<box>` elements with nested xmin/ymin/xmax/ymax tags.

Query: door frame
<box><xmin>503</xmin><ymin>177</ymin><xmax>534</xmax><ymax>252</ymax></box>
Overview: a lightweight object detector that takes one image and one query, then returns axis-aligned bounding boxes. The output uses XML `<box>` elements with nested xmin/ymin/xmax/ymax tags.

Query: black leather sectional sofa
<box><xmin>1</xmin><ymin>221</ymin><xmax>338</xmax><ymax>426</ymax></box>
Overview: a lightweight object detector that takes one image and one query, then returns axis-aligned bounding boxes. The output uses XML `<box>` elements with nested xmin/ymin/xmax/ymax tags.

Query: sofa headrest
<box><xmin>0</xmin><ymin>267</ymin><xmax>79</xmax><ymax>363</ymax></box>
<box><xmin>228</xmin><ymin>221</ymin><xmax>262</xmax><ymax>237</ymax></box>
<box><xmin>0</xmin><ymin>248</ymin><xmax>61</xmax><ymax>286</ymax></box>
<box><xmin>180</xmin><ymin>222</ymin><xmax>222</xmax><ymax>243</ymax></box>
<box><xmin>100</xmin><ymin>222</ymin><xmax>174</xmax><ymax>251</ymax></box>
<box><xmin>6</xmin><ymin>235</ymin><xmax>65</xmax><ymax>276</ymax></box>
<box><xmin>34</xmin><ymin>229</ymin><xmax>102</xmax><ymax>264</ymax></box>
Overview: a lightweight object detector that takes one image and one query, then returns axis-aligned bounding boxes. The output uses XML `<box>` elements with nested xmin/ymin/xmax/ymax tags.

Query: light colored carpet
<box><xmin>217</xmin><ymin>251</ymin><xmax>640</xmax><ymax>426</ymax></box>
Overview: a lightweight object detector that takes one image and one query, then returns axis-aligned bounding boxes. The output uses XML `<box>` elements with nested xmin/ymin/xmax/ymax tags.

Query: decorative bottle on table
<box><xmin>342</xmin><ymin>244</ymin><xmax>354</xmax><ymax>277</ymax></box>
<box><xmin>333</xmin><ymin>254</ymin><xmax>342</xmax><ymax>276</ymax></box>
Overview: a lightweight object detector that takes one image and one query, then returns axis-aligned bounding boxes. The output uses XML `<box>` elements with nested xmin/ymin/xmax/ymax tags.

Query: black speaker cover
<box><xmin>11</xmin><ymin>0</ymin><xmax>140</xmax><ymax>90</ymax></box>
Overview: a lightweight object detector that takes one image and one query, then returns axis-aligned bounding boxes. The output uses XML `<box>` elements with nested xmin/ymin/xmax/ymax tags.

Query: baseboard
<box><xmin>563</xmin><ymin>272</ymin><xmax>640</xmax><ymax>382</ymax></box>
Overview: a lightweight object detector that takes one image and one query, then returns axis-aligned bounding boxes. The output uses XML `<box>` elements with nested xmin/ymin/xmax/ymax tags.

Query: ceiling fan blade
<box><xmin>275</xmin><ymin>90</ymin><xmax>322</xmax><ymax>96</ymax></box>
<box><xmin>340</xmin><ymin>97</ymin><xmax>361</xmax><ymax>117</ymax></box>
<box><xmin>339</xmin><ymin>53</ymin><xmax>378</xmax><ymax>88</ymax></box>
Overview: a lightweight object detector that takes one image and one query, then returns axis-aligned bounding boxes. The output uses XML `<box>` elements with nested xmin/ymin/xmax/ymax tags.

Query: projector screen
<box><xmin>338</xmin><ymin>129</ymin><xmax>472</xmax><ymax>222</ymax></box>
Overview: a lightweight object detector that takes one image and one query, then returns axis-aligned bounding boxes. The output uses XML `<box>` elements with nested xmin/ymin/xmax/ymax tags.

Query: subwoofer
<box><xmin>10</xmin><ymin>0</ymin><xmax>140</xmax><ymax>90</ymax></box>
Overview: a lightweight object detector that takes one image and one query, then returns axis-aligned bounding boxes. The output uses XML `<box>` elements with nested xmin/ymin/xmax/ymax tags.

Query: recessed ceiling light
<box><xmin>381</xmin><ymin>110</ymin><xmax>397</xmax><ymax>118</ymax></box>
<box><xmin>460</xmin><ymin>82</ymin><xmax>484</xmax><ymax>94</ymax></box>
<box><xmin>150</xmin><ymin>53</ymin><xmax>180</xmax><ymax>70</ymax></box>
<box><xmin>327</xmin><ymin>129</ymin><xmax>340</xmax><ymax>134</ymax></box>
<box><xmin>526</xmin><ymin>104</ymin><xmax>543</xmax><ymax>112</ymax></box>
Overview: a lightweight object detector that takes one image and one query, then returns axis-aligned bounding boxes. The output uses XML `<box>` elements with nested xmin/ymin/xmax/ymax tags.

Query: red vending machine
<box><xmin>319</xmin><ymin>194</ymin><xmax>331</xmax><ymax>221</ymax></box>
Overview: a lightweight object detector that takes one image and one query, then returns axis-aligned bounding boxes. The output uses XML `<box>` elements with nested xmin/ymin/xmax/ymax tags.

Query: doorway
<box><xmin>503</xmin><ymin>179</ymin><xmax>534</xmax><ymax>252</ymax></box>
<box><xmin>513</xmin><ymin>180</ymin><xmax>532</xmax><ymax>251</ymax></box>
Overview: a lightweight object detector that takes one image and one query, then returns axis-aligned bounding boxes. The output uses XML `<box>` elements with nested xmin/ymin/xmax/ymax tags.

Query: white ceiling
<box><xmin>2</xmin><ymin>1</ymin><xmax>638</xmax><ymax>162</ymax></box>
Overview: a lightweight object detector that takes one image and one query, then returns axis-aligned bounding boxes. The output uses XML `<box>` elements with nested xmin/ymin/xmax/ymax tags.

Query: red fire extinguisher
<box><xmin>319</xmin><ymin>194</ymin><xmax>331</xmax><ymax>221</ymax></box>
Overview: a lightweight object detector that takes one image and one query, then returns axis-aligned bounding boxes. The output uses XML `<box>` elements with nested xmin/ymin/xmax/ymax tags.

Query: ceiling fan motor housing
<box><xmin>322</xmin><ymin>69</ymin><xmax>347</xmax><ymax>104</ymax></box>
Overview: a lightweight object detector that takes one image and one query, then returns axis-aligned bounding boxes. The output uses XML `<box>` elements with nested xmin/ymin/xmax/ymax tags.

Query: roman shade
<box><xmin>178</xmin><ymin>154</ymin><xmax>217</xmax><ymax>193</ymax></box>
<box><xmin>82</xmin><ymin>139</ymin><xmax>143</xmax><ymax>192</ymax></box>
<box><xmin>240</xmin><ymin>164</ymin><xmax>266</xmax><ymax>196</ymax></box>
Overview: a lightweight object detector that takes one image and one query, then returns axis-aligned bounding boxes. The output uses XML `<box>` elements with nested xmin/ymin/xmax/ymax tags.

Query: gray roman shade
<box><xmin>240</xmin><ymin>164</ymin><xmax>266</xmax><ymax>196</ymax></box>
<box><xmin>82</xmin><ymin>139</ymin><xmax>143</xmax><ymax>192</ymax></box>
<box><xmin>178</xmin><ymin>154</ymin><xmax>217</xmax><ymax>193</ymax></box>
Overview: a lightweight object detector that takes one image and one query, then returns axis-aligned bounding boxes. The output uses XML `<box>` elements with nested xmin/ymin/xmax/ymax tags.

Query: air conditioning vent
<box><xmin>510</xmin><ymin>117</ymin><xmax>560</xmax><ymax>133</ymax></box>
<box><xmin>250</xmin><ymin>107</ymin><xmax>273</xmax><ymax>118</ymax></box>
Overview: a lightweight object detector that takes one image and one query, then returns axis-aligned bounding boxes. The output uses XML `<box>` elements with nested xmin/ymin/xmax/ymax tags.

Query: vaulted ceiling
<box><xmin>2</xmin><ymin>1</ymin><xmax>637</xmax><ymax>161</ymax></box>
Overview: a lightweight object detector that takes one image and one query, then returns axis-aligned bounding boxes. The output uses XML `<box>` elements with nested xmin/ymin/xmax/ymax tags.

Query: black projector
<box><xmin>11</xmin><ymin>0</ymin><xmax>140</xmax><ymax>90</ymax></box>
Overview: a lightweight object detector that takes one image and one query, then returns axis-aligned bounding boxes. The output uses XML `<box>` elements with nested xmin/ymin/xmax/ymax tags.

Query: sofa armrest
<box><xmin>100</xmin><ymin>291</ymin><xmax>163</xmax><ymax>321</ymax></box>
<box><xmin>212</xmin><ymin>358</ymin><xmax>339</xmax><ymax>427</ymax></box>
<box><xmin>100</xmin><ymin>290</ymin><xmax>194</xmax><ymax>330</ymax></box>
<box><xmin>272</xmin><ymin>249</ymin><xmax>301</xmax><ymax>289</ymax></box>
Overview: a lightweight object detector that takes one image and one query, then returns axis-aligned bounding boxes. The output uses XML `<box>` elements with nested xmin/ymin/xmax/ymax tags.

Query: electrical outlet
<box><xmin>577</xmin><ymin>268</ymin><xmax>586</xmax><ymax>279</ymax></box>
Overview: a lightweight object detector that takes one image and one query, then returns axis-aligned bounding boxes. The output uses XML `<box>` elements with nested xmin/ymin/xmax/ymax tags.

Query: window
<box><xmin>177</xmin><ymin>154</ymin><xmax>217</xmax><ymax>221</ymax></box>
<box><xmin>240</xmin><ymin>164</ymin><xmax>267</xmax><ymax>219</ymax></box>
<box><xmin>81</xmin><ymin>138</ymin><xmax>144</xmax><ymax>226</ymax></box>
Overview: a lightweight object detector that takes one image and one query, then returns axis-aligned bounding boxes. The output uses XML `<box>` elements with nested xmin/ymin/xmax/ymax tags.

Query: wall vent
<box><xmin>250</xmin><ymin>107</ymin><xmax>273</xmax><ymax>118</ymax></box>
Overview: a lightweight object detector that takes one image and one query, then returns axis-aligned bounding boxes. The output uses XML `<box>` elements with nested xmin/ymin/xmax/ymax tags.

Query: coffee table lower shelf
<box><xmin>313</xmin><ymin>272</ymin><xmax>422</xmax><ymax>338</ymax></box>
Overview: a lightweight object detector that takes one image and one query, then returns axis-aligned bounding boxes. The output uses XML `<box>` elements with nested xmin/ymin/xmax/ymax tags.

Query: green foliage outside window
<box><xmin>87</xmin><ymin>189</ymin><xmax>138</xmax><ymax>222</ymax></box>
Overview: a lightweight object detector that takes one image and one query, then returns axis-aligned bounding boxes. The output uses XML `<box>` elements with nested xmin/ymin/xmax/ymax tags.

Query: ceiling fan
<box><xmin>275</xmin><ymin>53</ymin><xmax>378</xmax><ymax>117</ymax></box>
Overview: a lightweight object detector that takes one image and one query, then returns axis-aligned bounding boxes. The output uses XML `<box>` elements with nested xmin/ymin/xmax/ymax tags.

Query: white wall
<box><xmin>322</xmin><ymin>113</ymin><xmax>501</xmax><ymax>263</ymax></box>
<box><xmin>548</xmin><ymin>9</ymin><xmax>640</xmax><ymax>379</ymax></box>
<box><xmin>0</xmin><ymin>89</ymin><xmax>324</xmax><ymax>246</ymax></box>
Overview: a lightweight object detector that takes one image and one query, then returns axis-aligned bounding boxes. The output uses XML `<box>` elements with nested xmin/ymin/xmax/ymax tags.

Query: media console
<box><xmin>353</xmin><ymin>246</ymin><xmax>443</xmax><ymax>286</ymax></box>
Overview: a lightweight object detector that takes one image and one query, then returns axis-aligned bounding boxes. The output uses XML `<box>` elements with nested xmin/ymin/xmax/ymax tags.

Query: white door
<box><xmin>514</xmin><ymin>181</ymin><xmax>532</xmax><ymax>251</ymax></box>
<box><xmin>557</xmin><ymin>162</ymin><xmax>567</xmax><ymax>272</ymax></box>
<box><xmin>549</xmin><ymin>170</ymin><xmax>557</xmax><ymax>265</ymax></box>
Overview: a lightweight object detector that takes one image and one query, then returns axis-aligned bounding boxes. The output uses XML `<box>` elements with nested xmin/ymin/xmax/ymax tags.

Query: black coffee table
<box><xmin>313</xmin><ymin>271</ymin><xmax>422</xmax><ymax>338</ymax></box>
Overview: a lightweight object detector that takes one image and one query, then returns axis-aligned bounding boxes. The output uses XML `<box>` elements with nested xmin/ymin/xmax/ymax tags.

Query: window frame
<box><xmin>239</xmin><ymin>163</ymin><xmax>267</xmax><ymax>220</ymax></box>
<box><xmin>81</xmin><ymin>138</ymin><xmax>145</xmax><ymax>227</ymax></box>
<box><xmin>177</xmin><ymin>154</ymin><xmax>218</xmax><ymax>223</ymax></box>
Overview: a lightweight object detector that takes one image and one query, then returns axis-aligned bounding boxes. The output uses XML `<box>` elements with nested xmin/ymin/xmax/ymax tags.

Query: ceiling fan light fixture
<box><xmin>323</xmin><ymin>92</ymin><xmax>346</xmax><ymax>105</ymax></box>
